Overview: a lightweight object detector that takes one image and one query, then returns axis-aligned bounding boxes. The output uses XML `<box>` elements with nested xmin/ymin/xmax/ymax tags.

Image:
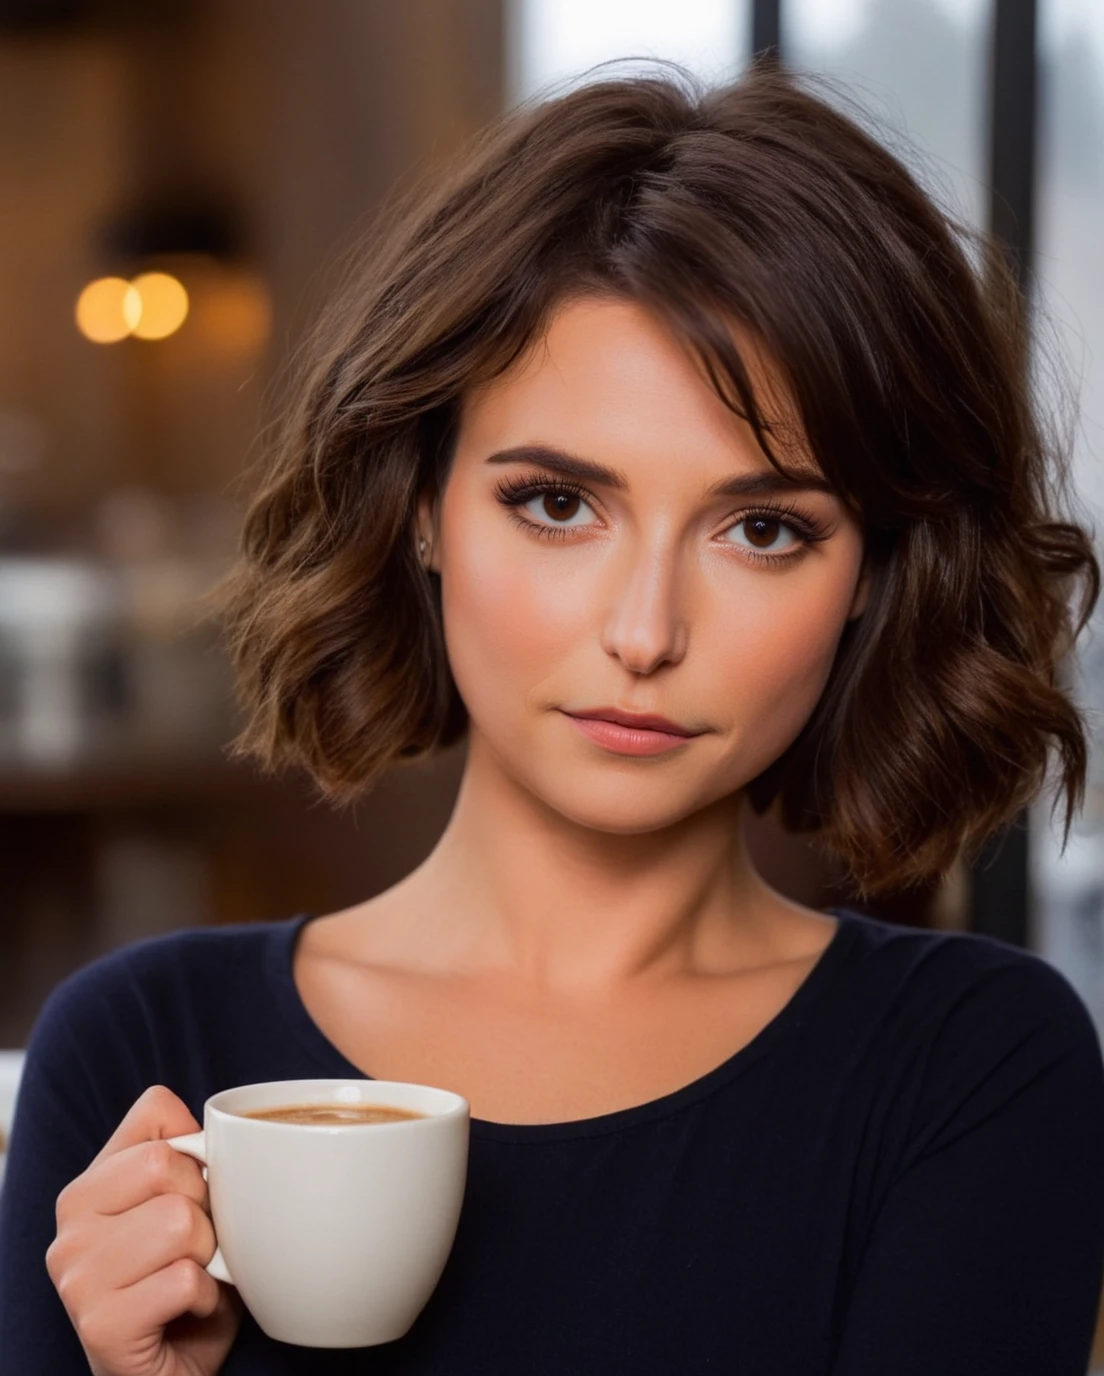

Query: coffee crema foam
<box><xmin>239</xmin><ymin>1104</ymin><xmax>427</xmax><ymax>1126</ymax></box>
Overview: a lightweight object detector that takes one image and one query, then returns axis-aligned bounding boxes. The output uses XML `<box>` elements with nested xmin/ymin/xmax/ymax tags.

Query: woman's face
<box><xmin>418</xmin><ymin>294</ymin><xmax>869</xmax><ymax>835</ymax></box>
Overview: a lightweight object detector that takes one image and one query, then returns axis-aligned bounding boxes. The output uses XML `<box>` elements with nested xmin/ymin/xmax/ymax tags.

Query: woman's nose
<box><xmin>598</xmin><ymin>546</ymin><xmax>689</xmax><ymax>674</ymax></box>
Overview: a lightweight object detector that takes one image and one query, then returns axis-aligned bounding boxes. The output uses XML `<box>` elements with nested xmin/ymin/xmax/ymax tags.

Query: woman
<box><xmin>2</xmin><ymin>59</ymin><xmax>1103</xmax><ymax>1375</ymax></box>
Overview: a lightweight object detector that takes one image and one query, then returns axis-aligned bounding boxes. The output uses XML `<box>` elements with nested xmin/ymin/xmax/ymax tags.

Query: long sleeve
<box><xmin>0</xmin><ymin>959</ymin><xmax>153</xmax><ymax>1373</ymax></box>
<box><xmin>829</xmin><ymin>950</ymin><xmax>1104</xmax><ymax>1375</ymax></box>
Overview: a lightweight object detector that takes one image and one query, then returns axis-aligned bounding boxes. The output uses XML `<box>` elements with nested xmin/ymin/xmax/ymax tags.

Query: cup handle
<box><xmin>165</xmin><ymin>1132</ymin><xmax>234</xmax><ymax>1286</ymax></box>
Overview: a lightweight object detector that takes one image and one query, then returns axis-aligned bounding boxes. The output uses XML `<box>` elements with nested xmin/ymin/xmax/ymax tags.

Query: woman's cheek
<box><xmin>709</xmin><ymin>586</ymin><xmax>851</xmax><ymax>763</ymax></box>
<box><xmin>462</xmin><ymin>526</ymin><xmax>585</xmax><ymax>646</ymax></box>
<box><xmin>439</xmin><ymin>539</ymin><xmax>577</xmax><ymax>716</ymax></box>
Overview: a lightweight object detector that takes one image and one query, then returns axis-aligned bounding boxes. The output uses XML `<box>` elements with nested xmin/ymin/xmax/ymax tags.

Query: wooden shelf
<box><xmin>0</xmin><ymin>749</ymin><xmax>263</xmax><ymax>812</ymax></box>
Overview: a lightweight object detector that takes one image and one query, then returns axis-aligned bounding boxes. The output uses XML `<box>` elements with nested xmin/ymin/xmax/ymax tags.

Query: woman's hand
<box><xmin>45</xmin><ymin>1085</ymin><xmax>243</xmax><ymax>1376</ymax></box>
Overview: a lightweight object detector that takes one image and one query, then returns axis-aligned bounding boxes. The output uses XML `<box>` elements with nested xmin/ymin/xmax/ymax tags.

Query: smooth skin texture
<box><xmin>294</xmin><ymin>294</ymin><xmax>872</xmax><ymax>1124</ymax></box>
<box><xmin>45</xmin><ymin>296</ymin><xmax>871</xmax><ymax>1374</ymax></box>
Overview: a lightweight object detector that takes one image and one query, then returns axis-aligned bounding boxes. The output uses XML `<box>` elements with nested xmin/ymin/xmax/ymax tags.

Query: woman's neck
<box><xmin>378</xmin><ymin>733</ymin><xmax>803</xmax><ymax>1001</ymax></box>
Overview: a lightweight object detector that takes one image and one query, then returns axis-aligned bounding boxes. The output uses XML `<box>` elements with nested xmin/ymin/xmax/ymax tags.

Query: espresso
<box><xmin>241</xmin><ymin>1103</ymin><xmax>427</xmax><ymax>1126</ymax></box>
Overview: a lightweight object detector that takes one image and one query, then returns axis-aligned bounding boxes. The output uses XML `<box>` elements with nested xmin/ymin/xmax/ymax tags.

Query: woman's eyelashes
<box><xmin>491</xmin><ymin>471</ymin><xmax>831</xmax><ymax>567</ymax></box>
<box><xmin>494</xmin><ymin>475</ymin><xmax>596</xmax><ymax>537</ymax></box>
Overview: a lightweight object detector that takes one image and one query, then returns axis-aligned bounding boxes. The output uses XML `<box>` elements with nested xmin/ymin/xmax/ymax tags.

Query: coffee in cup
<box><xmin>238</xmin><ymin>1103</ymin><xmax>426</xmax><ymax>1126</ymax></box>
<box><xmin>167</xmin><ymin>1078</ymin><xmax>470</xmax><ymax>1348</ymax></box>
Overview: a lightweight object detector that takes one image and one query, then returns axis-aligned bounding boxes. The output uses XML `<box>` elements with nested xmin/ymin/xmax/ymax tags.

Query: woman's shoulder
<box><xmin>828</xmin><ymin>909</ymin><xmax>1104</xmax><ymax>1197</ymax></box>
<box><xmin>15</xmin><ymin>916</ymin><xmax>318</xmax><ymax>1148</ymax></box>
<box><xmin>840</xmin><ymin>905</ymin><xmax>1087</xmax><ymax>1001</ymax></box>
<box><xmin>31</xmin><ymin>915</ymin><xmax>311</xmax><ymax>1053</ymax></box>
<box><xmin>835</xmin><ymin>906</ymin><xmax>1103</xmax><ymax>1088</ymax></box>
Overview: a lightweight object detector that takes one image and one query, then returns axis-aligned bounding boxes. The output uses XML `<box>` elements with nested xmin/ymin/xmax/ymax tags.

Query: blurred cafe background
<box><xmin>2</xmin><ymin>0</ymin><xmax>1104</xmax><ymax>1349</ymax></box>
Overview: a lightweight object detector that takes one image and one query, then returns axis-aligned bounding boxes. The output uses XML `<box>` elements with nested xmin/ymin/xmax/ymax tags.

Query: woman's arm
<box><xmin>0</xmin><ymin>964</ymin><xmax>124</xmax><ymax>1369</ymax></box>
<box><xmin>830</xmin><ymin>952</ymin><xmax>1104</xmax><ymax>1376</ymax></box>
<box><xmin>0</xmin><ymin>951</ymin><xmax>231</xmax><ymax>1373</ymax></box>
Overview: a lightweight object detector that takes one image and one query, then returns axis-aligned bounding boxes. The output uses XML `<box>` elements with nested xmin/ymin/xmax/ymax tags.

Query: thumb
<box><xmin>92</xmin><ymin>1084</ymin><xmax>202</xmax><ymax>1165</ymax></box>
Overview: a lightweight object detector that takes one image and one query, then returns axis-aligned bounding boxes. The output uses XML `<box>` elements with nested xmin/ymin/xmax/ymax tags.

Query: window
<box><xmin>506</xmin><ymin>0</ymin><xmax>750</xmax><ymax>106</ymax></box>
<box><xmin>1030</xmin><ymin>0</ymin><xmax>1104</xmax><ymax>1028</ymax></box>
<box><xmin>783</xmin><ymin>0</ymin><xmax>991</xmax><ymax>228</ymax></box>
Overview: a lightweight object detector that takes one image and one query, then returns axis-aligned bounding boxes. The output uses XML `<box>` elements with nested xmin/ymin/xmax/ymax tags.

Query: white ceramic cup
<box><xmin>166</xmin><ymin>1078</ymin><xmax>470</xmax><ymax>1348</ymax></box>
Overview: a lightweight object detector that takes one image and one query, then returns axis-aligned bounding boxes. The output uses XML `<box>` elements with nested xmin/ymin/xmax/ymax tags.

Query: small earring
<box><xmin>419</xmin><ymin>537</ymin><xmax>427</xmax><ymax>557</ymax></box>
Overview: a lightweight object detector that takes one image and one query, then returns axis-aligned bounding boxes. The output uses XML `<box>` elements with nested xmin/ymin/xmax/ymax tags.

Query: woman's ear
<box><xmin>416</xmin><ymin>493</ymin><xmax>440</xmax><ymax>572</ymax></box>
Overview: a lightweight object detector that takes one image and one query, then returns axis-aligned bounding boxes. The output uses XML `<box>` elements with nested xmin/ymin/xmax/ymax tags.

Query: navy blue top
<box><xmin>3</xmin><ymin>906</ymin><xmax>1104</xmax><ymax>1374</ymax></box>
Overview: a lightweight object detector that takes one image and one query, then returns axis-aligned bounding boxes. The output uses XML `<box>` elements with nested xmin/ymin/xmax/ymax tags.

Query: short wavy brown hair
<box><xmin>215</xmin><ymin>59</ymin><xmax>1100</xmax><ymax>902</ymax></box>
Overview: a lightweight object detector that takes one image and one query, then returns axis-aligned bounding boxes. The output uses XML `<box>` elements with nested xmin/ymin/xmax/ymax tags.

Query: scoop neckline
<box><xmin>267</xmin><ymin>904</ymin><xmax>864</xmax><ymax>1144</ymax></box>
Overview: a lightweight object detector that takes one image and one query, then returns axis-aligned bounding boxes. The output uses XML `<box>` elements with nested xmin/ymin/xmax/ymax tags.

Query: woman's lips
<box><xmin>561</xmin><ymin>712</ymin><xmax>698</xmax><ymax>756</ymax></box>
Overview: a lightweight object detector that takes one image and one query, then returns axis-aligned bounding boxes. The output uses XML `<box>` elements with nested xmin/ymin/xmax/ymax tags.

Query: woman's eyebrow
<box><xmin>484</xmin><ymin>444</ymin><xmax>837</xmax><ymax>499</ymax></box>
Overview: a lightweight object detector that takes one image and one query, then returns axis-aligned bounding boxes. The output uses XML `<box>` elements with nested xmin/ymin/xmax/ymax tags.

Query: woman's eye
<box><xmin>495</xmin><ymin>476</ymin><xmax>820</xmax><ymax>563</ymax></box>
<box><xmin>722</xmin><ymin>514</ymin><xmax>802</xmax><ymax>556</ymax></box>
<box><xmin>519</xmin><ymin>488</ymin><xmax>597</xmax><ymax>529</ymax></box>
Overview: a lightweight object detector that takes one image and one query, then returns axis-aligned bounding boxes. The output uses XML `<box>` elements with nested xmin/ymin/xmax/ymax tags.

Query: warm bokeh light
<box><xmin>130</xmin><ymin>272</ymin><xmax>189</xmax><ymax>340</ymax></box>
<box><xmin>74</xmin><ymin>276</ymin><xmax>142</xmax><ymax>344</ymax></box>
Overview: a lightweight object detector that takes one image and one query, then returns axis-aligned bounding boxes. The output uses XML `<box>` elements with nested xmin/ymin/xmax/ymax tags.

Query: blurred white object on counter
<box><xmin>0</xmin><ymin>549</ymin><xmax>235</xmax><ymax>770</ymax></box>
<box><xmin>0</xmin><ymin>558</ymin><xmax>123</xmax><ymax>764</ymax></box>
<box><xmin>0</xmin><ymin>1050</ymin><xmax>26</xmax><ymax>1192</ymax></box>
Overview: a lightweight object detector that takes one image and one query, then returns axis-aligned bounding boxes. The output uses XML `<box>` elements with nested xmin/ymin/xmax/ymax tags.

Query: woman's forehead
<box><xmin>459</xmin><ymin>295</ymin><xmax>818</xmax><ymax>477</ymax></box>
